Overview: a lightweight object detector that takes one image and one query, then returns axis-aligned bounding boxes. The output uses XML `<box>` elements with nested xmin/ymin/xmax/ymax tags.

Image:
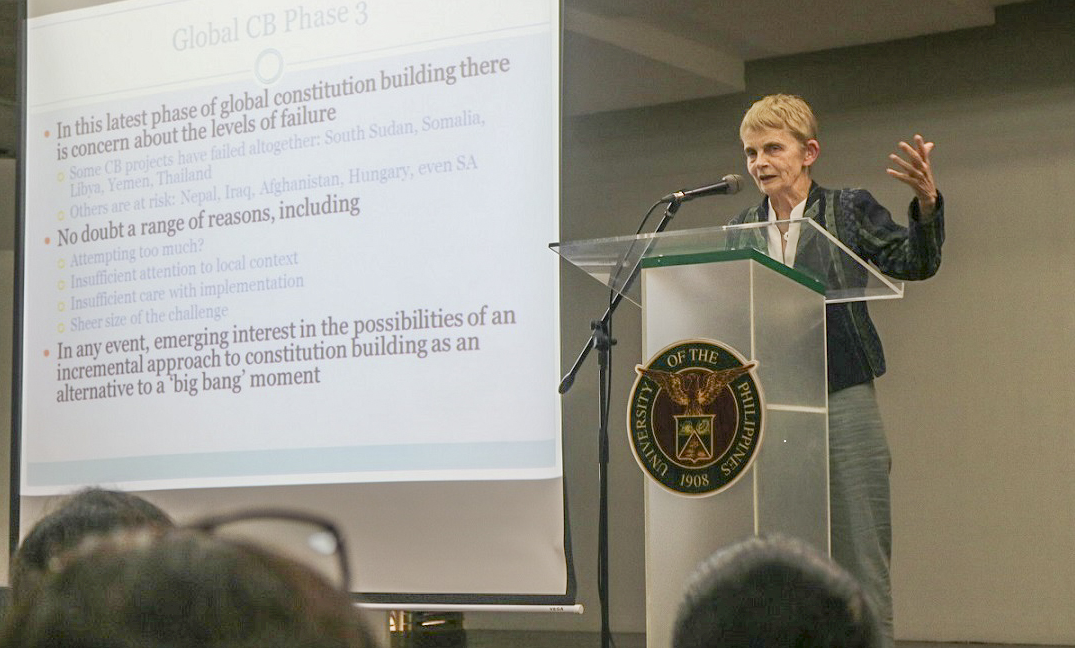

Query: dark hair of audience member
<box><xmin>673</xmin><ymin>534</ymin><xmax>881</xmax><ymax>648</ymax></box>
<box><xmin>9</xmin><ymin>487</ymin><xmax>174</xmax><ymax>602</ymax></box>
<box><xmin>0</xmin><ymin>529</ymin><xmax>376</xmax><ymax>648</ymax></box>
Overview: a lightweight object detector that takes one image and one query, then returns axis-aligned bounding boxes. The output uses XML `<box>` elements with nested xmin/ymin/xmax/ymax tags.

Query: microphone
<box><xmin>660</xmin><ymin>174</ymin><xmax>743</xmax><ymax>203</ymax></box>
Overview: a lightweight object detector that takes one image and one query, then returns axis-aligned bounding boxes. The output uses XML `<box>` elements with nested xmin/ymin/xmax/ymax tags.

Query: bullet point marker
<box><xmin>43</xmin><ymin>349</ymin><xmax>50</xmax><ymax>357</ymax></box>
<box><xmin>44</xmin><ymin>130</ymin><xmax>50</xmax><ymax>138</ymax></box>
<box><xmin>58</xmin><ymin>301</ymin><xmax>65</xmax><ymax>312</ymax></box>
<box><xmin>57</xmin><ymin>323</ymin><xmax>65</xmax><ymax>333</ymax></box>
<box><xmin>57</xmin><ymin>211</ymin><xmax>65</xmax><ymax>221</ymax></box>
<box><xmin>58</xmin><ymin>280</ymin><xmax>65</xmax><ymax>290</ymax></box>
<box><xmin>57</xmin><ymin>172</ymin><xmax>65</xmax><ymax>182</ymax></box>
<box><xmin>44</xmin><ymin>237</ymin><xmax>51</xmax><ymax>245</ymax></box>
<box><xmin>58</xmin><ymin>259</ymin><xmax>66</xmax><ymax>269</ymax></box>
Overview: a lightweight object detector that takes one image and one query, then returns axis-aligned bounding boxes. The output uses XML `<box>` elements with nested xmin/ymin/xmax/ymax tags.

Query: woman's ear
<box><xmin>803</xmin><ymin>139</ymin><xmax>820</xmax><ymax>167</ymax></box>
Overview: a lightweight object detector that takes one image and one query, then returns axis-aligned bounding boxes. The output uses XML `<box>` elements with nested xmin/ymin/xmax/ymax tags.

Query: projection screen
<box><xmin>15</xmin><ymin>0</ymin><xmax>571</xmax><ymax>604</ymax></box>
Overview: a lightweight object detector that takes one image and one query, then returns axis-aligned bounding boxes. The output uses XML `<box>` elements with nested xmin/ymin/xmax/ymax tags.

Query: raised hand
<box><xmin>886</xmin><ymin>134</ymin><xmax>937</xmax><ymax>215</ymax></box>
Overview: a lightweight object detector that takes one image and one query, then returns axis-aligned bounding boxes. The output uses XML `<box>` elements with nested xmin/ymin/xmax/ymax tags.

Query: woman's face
<box><xmin>741</xmin><ymin>127</ymin><xmax>818</xmax><ymax>200</ymax></box>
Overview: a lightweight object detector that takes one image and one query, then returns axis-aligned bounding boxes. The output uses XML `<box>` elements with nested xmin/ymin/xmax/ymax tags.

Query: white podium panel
<box><xmin>640</xmin><ymin>253</ymin><xmax>828</xmax><ymax>648</ymax></box>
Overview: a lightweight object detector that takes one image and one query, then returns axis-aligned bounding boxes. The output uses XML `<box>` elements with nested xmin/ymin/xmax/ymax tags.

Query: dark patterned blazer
<box><xmin>728</xmin><ymin>182</ymin><xmax>945</xmax><ymax>392</ymax></box>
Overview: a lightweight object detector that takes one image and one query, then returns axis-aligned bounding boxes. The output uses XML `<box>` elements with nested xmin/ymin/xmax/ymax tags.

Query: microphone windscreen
<box><xmin>722</xmin><ymin>174</ymin><xmax>744</xmax><ymax>194</ymax></box>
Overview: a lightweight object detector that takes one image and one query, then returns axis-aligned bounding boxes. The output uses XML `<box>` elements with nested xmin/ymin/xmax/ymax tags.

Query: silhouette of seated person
<box><xmin>674</xmin><ymin>535</ymin><xmax>881</xmax><ymax>648</ymax></box>
<box><xmin>0</xmin><ymin>527</ymin><xmax>377</xmax><ymax>648</ymax></box>
<box><xmin>8</xmin><ymin>487</ymin><xmax>174</xmax><ymax>605</ymax></box>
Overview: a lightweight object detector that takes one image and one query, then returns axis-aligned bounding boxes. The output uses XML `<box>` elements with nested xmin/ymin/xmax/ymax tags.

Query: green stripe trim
<box><xmin>641</xmin><ymin>248</ymin><xmax>825</xmax><ymax>295</ymax></box>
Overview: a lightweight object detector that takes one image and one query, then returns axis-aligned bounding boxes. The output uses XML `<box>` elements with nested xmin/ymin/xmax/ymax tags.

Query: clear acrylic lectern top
<box><xmin>550</xmin><ymin>219</ymin><xmax>903</xmax><ymax>306</ymax></box>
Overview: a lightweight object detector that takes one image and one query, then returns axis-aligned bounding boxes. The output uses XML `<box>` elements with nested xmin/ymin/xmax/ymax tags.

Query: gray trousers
<box><xmin>829</xmin><ymin>382</ymin><xmax>893</xmax><ymax>648</ymax></box>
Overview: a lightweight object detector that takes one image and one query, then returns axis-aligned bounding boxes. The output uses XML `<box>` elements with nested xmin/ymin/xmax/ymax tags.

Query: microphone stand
<box><xmin>559</xmin><ymin>197</ymin><xmax>684</xmax><ymax>648</ymax></box>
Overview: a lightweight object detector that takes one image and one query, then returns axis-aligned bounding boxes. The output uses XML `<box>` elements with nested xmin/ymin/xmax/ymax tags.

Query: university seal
<box><xmin>627</xmin><ymin>339</ymin><xmax>764</xmax><ymax>496</ymax></box>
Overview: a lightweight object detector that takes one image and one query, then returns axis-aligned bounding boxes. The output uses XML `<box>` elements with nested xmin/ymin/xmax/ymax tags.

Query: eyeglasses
<box><xmin>187</xmin><ymin>508</ymin><xmax>352</xmax><ymax>593</ymax></box>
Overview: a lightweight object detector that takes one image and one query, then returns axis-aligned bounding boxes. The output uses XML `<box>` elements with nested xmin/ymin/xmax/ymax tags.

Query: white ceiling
<box><xmin>562</xmin><ymin>0</ymin><xmax>1031</xmax><ymax>114</ymax></box>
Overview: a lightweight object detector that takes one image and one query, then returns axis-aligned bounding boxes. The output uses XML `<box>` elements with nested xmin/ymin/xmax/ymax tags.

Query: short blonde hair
<box><xmin>740</xmin><ymin>94</ymin><xmax>819</xmax><ymax>145</ymax></box>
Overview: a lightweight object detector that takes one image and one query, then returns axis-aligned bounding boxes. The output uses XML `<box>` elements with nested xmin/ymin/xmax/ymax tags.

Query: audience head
<box><xmin>9</xmin><ymin>487</ymin><xmax>174</xmax><ymax>601</ymax></box>
<box><xmin>0</xmin><ymin>528</ymin><xmax>376</xmax><ymax>648</ymax></box>
<box><xmin>673</xmin><ymin>534</ymin><xmax>880</xmax><ymax>648</ymax></box>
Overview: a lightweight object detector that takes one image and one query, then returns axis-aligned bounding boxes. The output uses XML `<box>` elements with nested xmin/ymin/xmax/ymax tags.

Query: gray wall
<box><xmin>3</xmin><ymin>0</ymin><xmax>1073</xmax><ymax>643</ymax></box>
<box><xmin>0</xmin><ymin>161</ymin><xmax>13</xmax><ymax>587</ymax></box>
<box><xmin>476</xmin><ymin>0</ymin><xmax>1075</xmax><ymax>643</ymax></box>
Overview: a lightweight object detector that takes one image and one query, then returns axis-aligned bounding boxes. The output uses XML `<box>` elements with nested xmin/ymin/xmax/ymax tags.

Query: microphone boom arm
<box><xmin>558</xmin><ymin>198</ymin><xmax>684</xmax><ymax>393</ymax></box>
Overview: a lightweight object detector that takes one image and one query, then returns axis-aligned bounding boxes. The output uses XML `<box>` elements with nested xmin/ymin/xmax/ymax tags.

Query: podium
<box><xmin>552</xmin><ymin>219</ymin><xmax>902</xmax><ymax>648</ymax></box>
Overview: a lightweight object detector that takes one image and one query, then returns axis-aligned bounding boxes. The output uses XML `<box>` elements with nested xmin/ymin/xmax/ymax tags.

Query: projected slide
<box><xmin>21</xmin><ymin>0</ymin><xmax>560</xmax><ymax>494</ymax></box>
